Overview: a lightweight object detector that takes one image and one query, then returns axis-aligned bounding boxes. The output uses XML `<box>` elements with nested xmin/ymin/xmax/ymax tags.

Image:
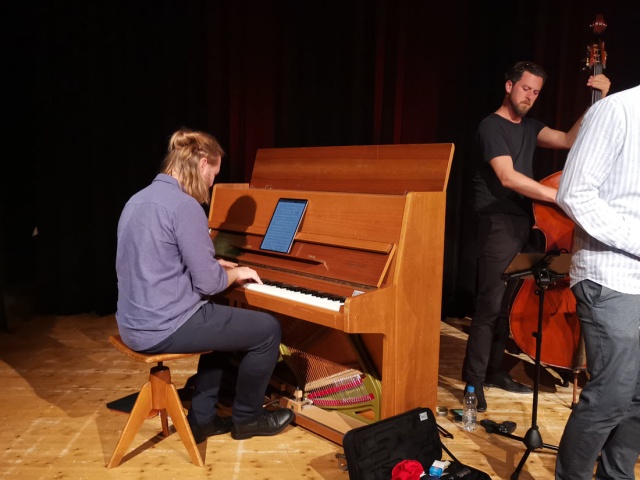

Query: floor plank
<box><xmin>0</xmin><ymin>313</ymin><xmax>638</xmax><ymax>479</ymax></box>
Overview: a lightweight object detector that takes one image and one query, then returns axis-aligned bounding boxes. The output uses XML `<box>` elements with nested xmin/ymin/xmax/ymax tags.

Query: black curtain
<box><xmin>3</xmin><ymin>0</ymin><xmax>640</xmax><ymax>317</ymax></box>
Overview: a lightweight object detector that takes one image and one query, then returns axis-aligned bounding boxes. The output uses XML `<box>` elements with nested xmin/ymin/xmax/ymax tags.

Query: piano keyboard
<box><xmin>244</xmin><ymin>281</ymin><xmax>346</xmax><ymax>312</ymax></box>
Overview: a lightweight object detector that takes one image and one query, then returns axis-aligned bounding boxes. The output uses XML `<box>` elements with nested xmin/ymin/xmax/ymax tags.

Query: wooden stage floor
<box><xmin>1</xmin><ymin>312</ymin><xmax>638</xmax><ymax>479</ymax></box>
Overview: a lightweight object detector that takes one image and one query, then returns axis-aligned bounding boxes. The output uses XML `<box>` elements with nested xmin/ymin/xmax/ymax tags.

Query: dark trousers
<box><xmin>556</xmin><ymin>280</ymin><xmax>640</xmax><ymax>479</ymax></box>
<box><xmin>463</xmin><ymin>212</ymin><xmax>532</xmax><ymax>383</ymax></box>
<box><xmin>142</xmin><ymin>302</ymin><xmax>281</xmax><ymax>425</ymax></box>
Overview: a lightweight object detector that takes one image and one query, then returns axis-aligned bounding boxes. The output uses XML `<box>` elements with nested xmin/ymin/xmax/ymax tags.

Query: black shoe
<box><xmin>231</xmin><ymin>408</ymin><xmax>295</xmax><ymax>440</ymax></box>
<box><xmin>484</xmin><ymin>371</ymin><xmax>532</xmax><ymax>394</ymax></box>
<box><xmin>464</xmin><ymin>382</ymin><xmax>487</xmax><ymax>412</ymax></box>
<box><xmin>558</xmin><ymin>369</ymin><xmax>573</xmax><ymax>388</ymax></box>
<box><xmin>187</xmin><ymin>410</ymin><xmax>233</xmax><ymax>444</ymax></box>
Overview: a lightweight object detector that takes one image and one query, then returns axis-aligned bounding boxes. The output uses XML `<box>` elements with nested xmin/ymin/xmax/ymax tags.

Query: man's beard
<box><xmin>511</xmin><ymin>97</ymin><xmax>532</xmax><ymax>117</ymax></box>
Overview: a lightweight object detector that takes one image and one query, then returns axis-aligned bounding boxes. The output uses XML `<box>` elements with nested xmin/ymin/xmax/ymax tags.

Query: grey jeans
<box><xmin>142</xmin><ymin>302</ymin><xmax>281</xmax><ymax>425</ymax></box>
<box><xmin>556</xmin><ymin>280</ymin><xmax>640</xmax><ymax>479</ymax></box>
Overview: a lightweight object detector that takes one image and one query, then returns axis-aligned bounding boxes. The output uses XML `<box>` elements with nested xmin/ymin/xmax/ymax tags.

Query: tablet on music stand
<box><xmin>260</xmin><ymin>198</ymin><xmax>308</xmax><ymax>254</ymax></box>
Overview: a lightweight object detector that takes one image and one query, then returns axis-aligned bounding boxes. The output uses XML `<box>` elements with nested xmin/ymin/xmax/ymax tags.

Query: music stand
<box><xmin>487</xmin><ymin>251</ymin><xmax>571</xmax><ymax>480</ymax></box>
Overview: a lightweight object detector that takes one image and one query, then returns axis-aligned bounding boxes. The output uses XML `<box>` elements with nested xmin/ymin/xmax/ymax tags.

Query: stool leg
<box><xmin>165</xmin><ymin>382</ymin><xmax>204</xmax><ymax>466</ymax></box>
<box><xmin>160</xmin><ymin>410</ymin><xmax>170</xmax><ymax>437</ymax></box>
<box><xmin>150</xmin><ymin>365</ymin><xmax>172</xmax><ymax>437</ymax></box>
<box><xmin>108</xmin><ymin>365</ymin><xmax>204</xmax><ymax>468</ymax></box>
<box><xmin>107</xmin><ymin>382</ymin><xmax>153</xmax><ymax>468</ymax></box>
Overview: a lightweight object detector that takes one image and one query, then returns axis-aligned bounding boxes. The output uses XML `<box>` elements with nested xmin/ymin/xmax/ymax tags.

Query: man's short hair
<box><xmin>505</xmin><ymin>61</ymin><xmax>548</xmax><ymax>84</ymax></box>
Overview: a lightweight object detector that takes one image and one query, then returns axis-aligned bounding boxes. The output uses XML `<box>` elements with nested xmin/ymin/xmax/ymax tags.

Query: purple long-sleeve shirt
<box><xmin>115</xmin><ymin>174</ymin><xmax>229</xmax><ymax>350</ymax></box>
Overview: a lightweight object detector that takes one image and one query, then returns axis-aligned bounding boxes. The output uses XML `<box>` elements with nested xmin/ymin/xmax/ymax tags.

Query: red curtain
<box><xmin>4</xmin><ymin>0</ymin><xmax>638</xmax><ymax>315</ymax></box>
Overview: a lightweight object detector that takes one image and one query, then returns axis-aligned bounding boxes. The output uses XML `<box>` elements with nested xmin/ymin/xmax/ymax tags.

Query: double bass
<box><xmin>508</xmin><ymin>14</ymin><xmax>608</xmax><ymax>403</ymax></box>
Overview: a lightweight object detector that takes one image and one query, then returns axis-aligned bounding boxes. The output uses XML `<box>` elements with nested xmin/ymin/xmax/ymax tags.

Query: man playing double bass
<box><xmin>463</xmin><ymin>61</ymin><xmax>610</xmax><ymax>412</ymax></box>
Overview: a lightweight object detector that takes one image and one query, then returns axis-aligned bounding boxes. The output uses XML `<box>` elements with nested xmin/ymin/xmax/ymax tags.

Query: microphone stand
<box><xmin>484</xmin><ymin>252</ymin><xmax>571</xmax><ymax>480</ymax></box>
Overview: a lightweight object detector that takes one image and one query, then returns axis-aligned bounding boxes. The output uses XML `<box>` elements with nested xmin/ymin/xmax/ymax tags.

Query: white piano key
<box><xmin>244</xmin><ymin>282</ymin><xmax>344</xmax><ymax>312</ymax></box>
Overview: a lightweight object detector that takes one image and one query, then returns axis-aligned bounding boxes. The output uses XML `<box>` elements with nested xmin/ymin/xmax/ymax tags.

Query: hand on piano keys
<box><xmin>229</xmin><ymin>266</ymin><xmax>263</xmax><ymax>286</ymax></box>
<box><xmin>244</xmin><ymin>281</ymin><xmax>346</xmax><ymax>312</ymax></box>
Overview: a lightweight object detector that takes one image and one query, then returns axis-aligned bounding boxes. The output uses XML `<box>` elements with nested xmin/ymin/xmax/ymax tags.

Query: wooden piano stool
<box><xmin>106</xmin><ymin>334</ymin><xmax>210</xmax><ymax>468</ymax></box>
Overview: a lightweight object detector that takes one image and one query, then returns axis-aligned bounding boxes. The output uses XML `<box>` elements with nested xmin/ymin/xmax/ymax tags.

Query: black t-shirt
<box><xmin>472</xmin><ymin>113</ymin><xmax>546</xmax><ymax>216</ymax></box>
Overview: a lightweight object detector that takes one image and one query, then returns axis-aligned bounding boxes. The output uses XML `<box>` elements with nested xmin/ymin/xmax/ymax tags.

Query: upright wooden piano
<box><xmin>208</xmin><ymin>143</ymin><xmax>454</xmax><ymax>443</ymax></box>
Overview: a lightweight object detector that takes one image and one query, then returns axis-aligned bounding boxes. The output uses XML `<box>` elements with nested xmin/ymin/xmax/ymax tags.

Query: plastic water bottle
<box><xmin>462</xmin><ymin>385</ymin><xmax>477</xmax><ymax>432</ymax></box>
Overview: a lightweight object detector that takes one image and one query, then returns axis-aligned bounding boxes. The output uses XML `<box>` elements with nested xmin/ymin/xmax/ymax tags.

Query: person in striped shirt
<box><xmin>555</xmin><ymin>84</ymin><xmax>640</xmax><ymax>479</ymax></box>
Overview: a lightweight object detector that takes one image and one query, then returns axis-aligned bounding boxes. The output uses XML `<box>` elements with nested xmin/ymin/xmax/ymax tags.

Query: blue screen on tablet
<box><xmin>260</xmin><ymin>198</ymin><xmax>308</xmax><ymax>254</ymax></box>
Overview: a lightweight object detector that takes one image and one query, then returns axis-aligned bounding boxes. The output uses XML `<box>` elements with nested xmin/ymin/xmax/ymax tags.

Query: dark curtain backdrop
<box><xmin>3</xmin><ymin>1</ymin><xmax>639</xmax><ymax>317</ymax></box>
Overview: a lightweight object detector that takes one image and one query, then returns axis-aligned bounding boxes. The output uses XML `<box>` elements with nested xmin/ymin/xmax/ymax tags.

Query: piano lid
<box><xmin>250</xmin><ymin>144</ymin><xmax>454</xmax><ymax>195</ymax></box>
